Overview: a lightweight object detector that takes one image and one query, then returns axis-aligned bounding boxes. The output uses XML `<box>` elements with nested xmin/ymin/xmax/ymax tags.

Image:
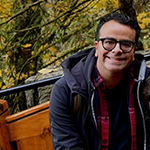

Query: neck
<box><xmin>100</xmin><ymin>70</ymin><xmax>125</xmax><ymax>89</ymax></box>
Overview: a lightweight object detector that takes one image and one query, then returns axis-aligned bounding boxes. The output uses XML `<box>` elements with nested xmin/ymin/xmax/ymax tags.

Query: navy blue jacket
<box><xmin>49</xmin><ymin>47</ymin><xmax>150</xmax><ymax>150</ymax></box>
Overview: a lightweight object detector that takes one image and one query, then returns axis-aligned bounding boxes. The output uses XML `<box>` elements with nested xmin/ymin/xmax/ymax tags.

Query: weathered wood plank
<box><xmin>0</xmin><ymin>100</ymin><xmax>13</xmax><ymax>150</ymax></box>
<box><xmin>6</xmin><ymin>101</ymin><xmax>49</xmax><ymax>122</ymax></box>
<box><xmin>6</xmin><ymin>108</ymin><xmax>50</xmax><ymax>142</ymax></box>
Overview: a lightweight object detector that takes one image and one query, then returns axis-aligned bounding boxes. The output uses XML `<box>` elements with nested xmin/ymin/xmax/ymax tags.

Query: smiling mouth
<box><xmin>106</xmin><ymin>56</ymin><xmax>126</xmax><ymax>64</ymax></box>
<box><xmin>106</xmin><ymin>56</ymin><xmax>125</xmax><ymax>61</ymax></box>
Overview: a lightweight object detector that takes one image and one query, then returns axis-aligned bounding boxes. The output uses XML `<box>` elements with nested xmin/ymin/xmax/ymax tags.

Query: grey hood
<box><xmin>61</xmin><ymin>46</ymin><xmax>96</xmax><ymax>98</ymax></box>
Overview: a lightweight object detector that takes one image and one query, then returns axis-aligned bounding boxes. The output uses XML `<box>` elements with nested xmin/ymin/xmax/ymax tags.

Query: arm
<box><xmin>49</xmin><ymin>78</ymin><xmax>83</xmax><ymax>150</ymax></box>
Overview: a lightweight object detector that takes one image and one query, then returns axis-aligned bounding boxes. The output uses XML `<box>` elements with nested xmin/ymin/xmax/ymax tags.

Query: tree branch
<box><xmin>0</xmin><ymin>0</ymin><xmax>44</xmax><ymax>26</ymax></box>
<box><xmin>118</xmin><ymin>0</ymin><xmax>137</xmax><ymax>20</ymax></box>
<box><xmin>1</xmin><ymin>32</ymin><xmax>17</xmax><ymax>51</ymax></box>
<box><xmin>8</xmin><ymin>0</ymin><xmax>91</xmax><ymax>33</ymax></box>
<box><xmin>42</xmin><ymin>43</ymin><xmax>90</xmax><ymax>68</ymax></box>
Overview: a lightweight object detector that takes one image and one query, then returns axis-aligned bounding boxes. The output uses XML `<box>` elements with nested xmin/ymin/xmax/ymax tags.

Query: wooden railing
<box><xmin>0</xmin><ymin>100</ymin><xmax>52</xmax><ymax>150</ymax></box>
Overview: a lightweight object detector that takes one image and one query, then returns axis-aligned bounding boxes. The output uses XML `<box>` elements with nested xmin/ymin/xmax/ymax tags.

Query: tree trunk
<box><xmin>118</xmin><ymin>0</ymin><xmax>137</xmax><ymax>20</ymax></box>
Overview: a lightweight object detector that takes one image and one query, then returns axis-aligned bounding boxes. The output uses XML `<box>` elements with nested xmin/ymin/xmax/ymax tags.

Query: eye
<box><xmin>121</xmin><ymin>41</ymin><xmax>132</xmax><ymax>48</ymax></box>
<box><xmin>104</xmin><ymin>39</ymin><xmax>115</xmax><ymax>45</ymax></box>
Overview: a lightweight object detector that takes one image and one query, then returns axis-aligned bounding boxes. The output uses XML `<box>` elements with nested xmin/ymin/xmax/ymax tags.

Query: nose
<box><xmin>112</xmin><ymin>42</ymin><xmax>122</xmax><ymax>53</ymax></box>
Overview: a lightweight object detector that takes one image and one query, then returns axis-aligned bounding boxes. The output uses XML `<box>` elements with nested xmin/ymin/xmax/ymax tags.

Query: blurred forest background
<box><xmin>0</xmin><ymin>0</ymin><xmax>150</xmax><ymax>113</ymax></box>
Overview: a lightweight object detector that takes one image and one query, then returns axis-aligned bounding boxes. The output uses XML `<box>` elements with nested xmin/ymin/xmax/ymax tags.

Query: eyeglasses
<box><xmin>98</xmin><ymin>38</ymin><xmax>136</xmax><ymax>53</ymax></box>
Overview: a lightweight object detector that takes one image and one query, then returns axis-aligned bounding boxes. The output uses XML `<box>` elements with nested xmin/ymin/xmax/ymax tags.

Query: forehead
<box><xmin>99</xmin><ymin>20</ymin><xmax>136</xmax><ymax>41</ymax></box>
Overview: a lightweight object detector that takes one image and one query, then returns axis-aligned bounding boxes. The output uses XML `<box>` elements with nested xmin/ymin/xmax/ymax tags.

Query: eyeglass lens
<box><xmin>102</xmin><ymin>38</ymin><xmax>134</xmax><ymax>52</ymax></box>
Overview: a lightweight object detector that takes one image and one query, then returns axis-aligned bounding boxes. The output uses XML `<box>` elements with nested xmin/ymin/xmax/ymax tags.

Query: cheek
<box><xmin>126</xmin><ymin>53</ymin><xmax>135</xmax><ymax>64</ymax></box>
<box><xmin>95</xmin><ymin>43</ymin><xmax>107</xmax><ymax>57</ymax></box>
<box><xmin>131</xmin><ymin>49</ymin><xmax>135</xmax><ymax>61</ymax></box>
<box><xmin>130</xmin><ymin>52</ymin><xmax>135</xmax><ymax>61</ymax></box>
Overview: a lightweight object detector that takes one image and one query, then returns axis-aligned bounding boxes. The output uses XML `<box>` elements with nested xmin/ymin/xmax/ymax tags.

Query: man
<box><xmin>49</xmin><ymin>11</ymin><xmax>150</xmax><ymax>150</ymax></box>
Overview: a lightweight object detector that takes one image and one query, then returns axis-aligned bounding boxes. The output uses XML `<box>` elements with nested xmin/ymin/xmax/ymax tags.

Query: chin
<box><xmin>107</xmin><ymin>66</ymin><xmax>126</xmax><ymax>73</ymax></box>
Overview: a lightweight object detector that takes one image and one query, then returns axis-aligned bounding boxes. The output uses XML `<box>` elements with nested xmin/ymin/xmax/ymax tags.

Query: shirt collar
<box><xmin>92</xmin><ymin>65</ymin><xmax>134</xmax><ymax>88</ymax></box>
<box><xmin>92</xmin><ymin>66</ymin><xmax>105</xmax><ymax>88</ymax></box>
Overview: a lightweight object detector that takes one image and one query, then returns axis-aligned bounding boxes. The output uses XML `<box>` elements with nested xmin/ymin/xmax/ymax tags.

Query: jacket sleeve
<box><xmin>49</xmin><ymin>78</ymin><xmax>83</xmax><ymax>150</ymax></box>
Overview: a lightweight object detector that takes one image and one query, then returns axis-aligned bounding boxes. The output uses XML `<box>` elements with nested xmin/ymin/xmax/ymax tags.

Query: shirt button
<box><xmin>105</xmin><ymin>117</ymin><xmax>108</xmax><ymax>121</ymax></box>
<box><xmin>102</xmin><ymin>96</ymin><xmax>106</xmax><ymax>100</ymax></box>
<box><xmin>103</xmin><ymin>140</ymin><xmax>107</xmax><ymax>144</ymax></box>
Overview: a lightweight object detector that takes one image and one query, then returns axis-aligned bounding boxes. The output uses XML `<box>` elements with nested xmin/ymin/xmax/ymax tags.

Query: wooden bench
<box><xmin>0</xmin><ymin>100</ymin><xmax>53</xmax><ymax>150</ymax></box>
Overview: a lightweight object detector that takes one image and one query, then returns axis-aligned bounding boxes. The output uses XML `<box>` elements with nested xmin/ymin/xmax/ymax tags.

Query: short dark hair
<box><xmin>96</xmin><ymin>11</ymin><xmax>141</xmax><ymax>44</ymax></box>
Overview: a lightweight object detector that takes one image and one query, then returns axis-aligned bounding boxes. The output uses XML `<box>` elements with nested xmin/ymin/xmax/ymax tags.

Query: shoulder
<box><xmin>132</xmin><ymin>53</ymin><xmax>150</xmax><ymax>79</ymax></box>
<box><xmin>50</xmin><ymin>77</ymin><xmax>71</xmax><ymax>114</ymax></box>
<box><xmin>51</xmin><ymin>76</ymin><xmax>70</xmax><ymax>99</ymax></box>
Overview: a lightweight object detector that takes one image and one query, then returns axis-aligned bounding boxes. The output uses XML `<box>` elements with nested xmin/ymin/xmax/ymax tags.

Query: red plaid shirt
<box><xmin>92</xmin><ymin>66</ymin><xmax>137</xmax><ymax>150</ymax></box>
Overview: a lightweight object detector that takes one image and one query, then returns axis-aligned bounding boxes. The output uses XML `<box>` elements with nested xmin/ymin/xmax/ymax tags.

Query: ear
<box><xmin>132</xmin><ymin>46</ymin><xmax>137</xmax><ymax>61</ymax></box>
<box><xmin>95</xmin><ymin>41</ymin><xmax>98</xmax><ymax>57</ymax></box>
<box><xmin>133</xmin><ymin>57</ymin><xmax>135</xmax><ymax>61</ymax></box>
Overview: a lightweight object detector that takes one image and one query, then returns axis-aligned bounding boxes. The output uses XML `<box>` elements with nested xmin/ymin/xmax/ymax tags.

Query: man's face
<box><xmin>95</xmin><ymin>20</ymin><xmax>136</xmax><ymax>76</ymax></box>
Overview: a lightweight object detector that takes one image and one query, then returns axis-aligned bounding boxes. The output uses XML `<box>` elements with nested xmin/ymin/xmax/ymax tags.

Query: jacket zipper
<box><xmin>90</xmin><ymin>86</ymin><xmax>101</xmax><ymax>150</ymax></box>
<box><xmin>90</xmin><ymin>90</ymin><xmax>98</xmax><ymax>129</ymax></box>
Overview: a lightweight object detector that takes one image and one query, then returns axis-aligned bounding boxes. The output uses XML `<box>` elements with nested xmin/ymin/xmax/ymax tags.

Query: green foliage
<box><xmin>137</xmin><ymin>12</ymin><xmax>150</xmax><ymax>49</ymax></box>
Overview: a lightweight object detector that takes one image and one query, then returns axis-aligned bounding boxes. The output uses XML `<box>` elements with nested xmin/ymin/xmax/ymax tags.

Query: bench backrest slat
<box><xmin>0</xmin><ymin>100</ymin><xmax>53</xmax><ymax>150</ymax></box>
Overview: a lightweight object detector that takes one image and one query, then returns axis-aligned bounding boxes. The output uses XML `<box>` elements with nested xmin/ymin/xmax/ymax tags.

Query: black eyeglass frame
<box><xmin>98</xmin><ymin>38</ymin><xmax>136</xmax><ymax>53</ymax></box>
